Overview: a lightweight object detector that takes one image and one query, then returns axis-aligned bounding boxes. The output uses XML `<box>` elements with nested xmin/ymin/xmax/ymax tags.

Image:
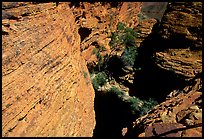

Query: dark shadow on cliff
<box><xmin>129</xmin><ymin>20</ymin><xmax>187</xmax><ymax>103</ymax></box>
<box><xmin>93</xmin><ymin>90</ymin><xmax>138</xmax><ymax>139</ymax></box>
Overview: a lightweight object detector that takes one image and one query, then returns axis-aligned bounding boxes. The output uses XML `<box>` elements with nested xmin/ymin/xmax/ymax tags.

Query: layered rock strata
<box><xmin>155</xmin><ymin>2</ymin><xmax>202</xmax><ymax>81</ymax></box>
<box><xmin>2</xmin><ymin>2</ymin><xmax>95</xmax><ymax>137</ymax></box>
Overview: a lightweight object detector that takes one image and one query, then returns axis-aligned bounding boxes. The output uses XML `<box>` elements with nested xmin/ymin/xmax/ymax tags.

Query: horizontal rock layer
<box><xmin>154</xmin><ymin>2</ymin><xmax>202</xmax><ymax>81</ymax></box>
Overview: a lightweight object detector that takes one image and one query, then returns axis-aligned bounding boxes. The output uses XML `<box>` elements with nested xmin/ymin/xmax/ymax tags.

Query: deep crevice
<box><xmin>92</xmin><ymin>18</ymin><xmax>189</xmax><ymax>138</ymax></box>
<box><xmin>93</xmin><ymin>90</ymin><xmax>137</xmax><ymax>139</ymax></box>
<box><xmin>129</xmin><ymin>22</ymin><xmax>187</xmax><ymax>103</ymax></box>
<box><xmin>78</xmin><ymin>27</ymin><xmax>92</xmax><ymax>43</ymax></box>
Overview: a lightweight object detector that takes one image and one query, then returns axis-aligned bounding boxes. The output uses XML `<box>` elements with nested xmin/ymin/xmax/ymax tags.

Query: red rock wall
<box><xmin>2</xmin><ymin>2</ymin><xmax>95</xmax><ymax>137</ymax></box>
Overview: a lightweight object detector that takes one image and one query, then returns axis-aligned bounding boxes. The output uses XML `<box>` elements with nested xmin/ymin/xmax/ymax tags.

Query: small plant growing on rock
<box><xmin>140</xmin><ymin>98</ymin><xmax>158</xmax><ymax>115</ymax></box>
<box><xmin>109</xmin><ymin>86</ymin><xmax>124</xmax><ymax>97</ymax></box>
<box><xmin>83</xmin><ymin>71</ymin><xmax>88</xmax><ymax>78</ymax></box>
<box><xmin>98</xmin><ymin>45</ymin><xmax>106</xmax><ymax>52</ymax></box>
<box><xmin>117</xmin><ymin>22</ymin><xmax>125</xmax><ymax>30</ymax></box>
<box><xmin>92</xmin><ymin>72</ymin><xmax>108</xmax><ymax>90</ymax></box>
<box><xmin>109</xmin><ymin>22</ymin><xmax>139</xmax><ymax>68</ymax></box>
<box><xmin>121</xmin><ymin>45</ymin><xmax>138</xmax><ymax>67</ymax></box>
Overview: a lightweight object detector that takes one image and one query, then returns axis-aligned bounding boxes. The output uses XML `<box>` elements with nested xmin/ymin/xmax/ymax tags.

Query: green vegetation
<box><xmin>117</xmin><ymin>22</ymin><xmax>125</xmax><ymax>30</ymax></box>
<box><xmin>127</xmin><ymin>97</ymin><xmax>143</xmax><ymax>115</ymax></box>
<box><xmin>89</xmin><ymin>22</ymin><xmax>154</xmax><ymax>116</ymax></box>
<box><xmin>91</xmin><ymin>72</ymin><xmax>108</xmax><ymax>90</ymax></box>
<box><xmin>90</xmin><ymin>22</ymin><xmax>141</xmax><ymax>90</ymax></box>
<box><xmin>109</xmin><ymin>22</ymin><xmax>139</xmax><ymax>68</ymax></box>
<box><xmin>138</xmin><ymin>12</ymin><xmax>148</xmax><ymax>21</ymax></box>
<box><xmin>141</xmin><ymin>98</ymin><xmax>158</xmax><ymax>115</ymax></box>
<box><xmin>121</xmin><ymin>45</ymin><xmax>138</xmax><ymax>67</ymax></box>
<box><xmin>123</xmin><ymin>27</ymin><xmax>138</xmax><ymax>46</ymax></box>
<box><xmin>108</xmin><ymin>86</ymin><xmax>158</xmax><ymax>116</ymax></box>
<box><xmin>98</xmin><ymin>45</ymin><xmax>106</xmax><ymax>52</ymax></box>
<box><xmin>92</xmin><ymin>48</ymin><xmax>105</xmax><ymax>72</ymax></box>
<box><xmin>83</xmin><ymin>71</ymin><xmax>88</xmax><ymax>78</ymax></box>
<box><xmin>109</xmin><ymin>22</ymin><xmax>138</xmax><ymax>49</ymax></box>
<box><xmin>109</xmin><ymin>86</ymin><xmax>124</xmax><ymax>97</ymax></box>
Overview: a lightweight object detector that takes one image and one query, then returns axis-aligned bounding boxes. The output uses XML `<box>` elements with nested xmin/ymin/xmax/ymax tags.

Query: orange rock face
<box><xmin>72</xmin><ymin>2</ymin><xmax>142</xmax><ymax>66</ymax></box>
<box><xmin>2</xmin><ymin>2</ymin><xmax>95</xmax><ymax>137</ymax></box>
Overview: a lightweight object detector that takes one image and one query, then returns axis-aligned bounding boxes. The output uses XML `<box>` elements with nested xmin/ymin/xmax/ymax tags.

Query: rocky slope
<box><xmin>2</xmin><ymin>2</ymin><xmax>95</xmax><ymax>137</ymax></box>
<box><xmin>125</xmin><ymin>75</ymin><xmax>202</xmax><ymax>137</ymax></box>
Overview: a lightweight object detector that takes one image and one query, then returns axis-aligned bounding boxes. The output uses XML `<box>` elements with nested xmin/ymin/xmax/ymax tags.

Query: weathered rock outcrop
<box><xmin>124</xmin><ymin>2</ymin><xmax>202</xmax><ymax>137</ymax></box>
<box><xmin>3</xmin><ymin>2</ymin><xmax>201</xmax><ymax>138</ymax></box>
<box><xmin>155</xmin><ymin>2</ymin><xmax>202</xmax><ymax>81</ymax></box>
<box><xmin>72</xmin><ymin>2</ymin><xmax>142</xmax><ymax>65</ymax></box>
<box><xmin>125</xmin><ymin>74</ymin><xmax>202</xmax><ymax>137</ymax></box>
<box><xmin>2</xmin><ymin>2</ymin><xmax>95</xmax><ymax>137</ymax></box>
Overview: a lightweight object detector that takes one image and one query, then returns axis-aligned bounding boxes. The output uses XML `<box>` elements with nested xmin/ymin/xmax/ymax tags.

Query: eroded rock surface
<box><xmin>125</xmin><ymin>74</ymin><xmax>202</xmax><ymax>137</ymax></box>
<box><xmin>124</xmin><ymin>2</ymin><xmax>202</xmax><ymax>138</ymax></box>
<box><xmin>2</xmin><ymin>2</ymin><xmax>95</xmax><ymax>137</ymax></box>
<box><xmin>71</xmin><ymin>2</ymin><xmax>142</xmax><ymax>65</ymax></box>
<box><xmin>155</xmin><ymin>2</ymin><xmax>202</xmax><ymax>81</ymax></box>
<box><xmin>2</xmin><ymin>2</ymin><xmax>202</xmax><ymax>138</ymax></box>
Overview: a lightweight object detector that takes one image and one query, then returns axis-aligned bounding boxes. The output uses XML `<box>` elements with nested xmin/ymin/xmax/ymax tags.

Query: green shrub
<box><xmin>109</xmin><ymin>22</ymin><xmax>138</xmax><ymax>52</ymax></box>
<box><xmin>92</xmin><ymin>72</ymin><xmax>108</xmax><ymax>89</ymax></box>
<box><xmin>144</xmin><ymin>98</ymin><xmax>158</xmax><ymax>112</ymax></box>
<box><xmin>83</xmin><ymin>71</ymin><xmax>88</xmax><ymax>78</ymax></box>
<box><xmin>109</xmin><ymin>32</ymin><xmax>121</xmax><ymax>49</ymax></box>
<box><xmin>98</xmin><ymin>45</ymin><xmax>106</xmax><ymax>52</ymax></box>
<box><xmin>92</xmin><ymin>48</ymin><xmax>105</xmax><ymax>71</ymax></box>
<box><xmin>123</xmin><ymin>27</ymin><xmax>138</xmax><ymax>46</ymax></box>
<box><xmin>124</xmin><ymin>96</ymin><xmax>157</xmax><ymax>116</ymax></box>
<box><xmin>109</xmin><ymin>86</ymin><xmax>124</xmax><ymax>97</ymax></box>
<box><xmin>126</xmin><ymin>97</ymin><xmax>143</xmax><ymax>114</ymax></box>
<box><xmin>117</xmin><ymin>22</ymin><xmax>125</xmax><ymax>30</ymax></box>
<box><xmin>121</xmin><ymin>45</ymin><xmax>138</xmax><ymax>67</ymax></box>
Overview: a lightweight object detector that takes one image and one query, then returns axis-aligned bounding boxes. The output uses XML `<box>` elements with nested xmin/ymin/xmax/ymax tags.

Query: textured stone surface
<box><xmin>145</xmin><ymin>123</ymin><xmax>184</xmax><ymax>137</ymax></box>
<box><xmin>159</xmin><ymin>2</ymin><xmax>202</xmax><ymax>49</ymax></box>
<box><xmin>125</xmin><ymin>74</ymin><xmax>202</xmax><ymax>138</ymax></box>
<box><xmin>118</xmin><ymin>2</ymin><xmax>142</xmax><ymax>28</ymax></box>
<box><xmin>2</xmin><ymin>2</ymin><xmax>95</xmax><ymax>137</ymax></box>
<box><xmin>155</xmin><ymin>50</ymin><xmax>202</xmax><ymax>81</ymax></box>
<box><xmin>154</xmin><ymin>2</ymin><xmax>202</xmax><ymax>81</ymax></box>
<box><xmin>3</xmin><ymin>2</ymin><xmax>202</xmax><ymax>138</ymax></box>
<box><xmin>72</xmin><ymin>2</ymin><xmax>142</xmax><ymax>64</ymax></box>
<box><xmin>134</xmin><ymin>18</ymin><xmax>158</xmax><ymax>47</ymax></box>
<box><xmin>124</xmin><ymin>3</ymin><xmax>203</xmax><ymax>133</ymax></box>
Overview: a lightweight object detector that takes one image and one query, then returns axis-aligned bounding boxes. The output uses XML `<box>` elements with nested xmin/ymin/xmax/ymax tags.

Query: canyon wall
<box><xmin>124</xmin><ymin>2</ymin><xmax>202</xmax><ymax>137</ymax></box>
<box><xmin>2</xmin><ymin>2</ymin><xmax>95</xmax><ymax>137</ymax></box>
<box><xmin>2</xmin><ymin>2</ymin><xmax>202</xmax><ymax>138</ymax></box>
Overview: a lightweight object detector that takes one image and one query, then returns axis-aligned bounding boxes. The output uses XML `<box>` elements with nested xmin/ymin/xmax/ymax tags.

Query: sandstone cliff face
<box><xmin>71</xmin><ymin>2</ymin><xmax>142</xmax><ymax>66</ymax></box>
<box><xmin>2</xmin><ymin>2</ymin><xmax>202</xmax><ymax>138</ymax></box>
<box><xmin>155</xmin><ymin>2</ymin><xmax>202</xmax><ymax>81</ymax></box>
<box><xmin>2</xmin><ymin>2</ymin><xmax>95</xmax><ymax>137</ymax></box>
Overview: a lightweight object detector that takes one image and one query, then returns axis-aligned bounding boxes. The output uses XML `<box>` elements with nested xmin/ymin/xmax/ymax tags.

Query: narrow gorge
<box><xmin>2</xmin><ymin>2</ymin><xmax>202</xmax><ymax>137</ymax></box>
